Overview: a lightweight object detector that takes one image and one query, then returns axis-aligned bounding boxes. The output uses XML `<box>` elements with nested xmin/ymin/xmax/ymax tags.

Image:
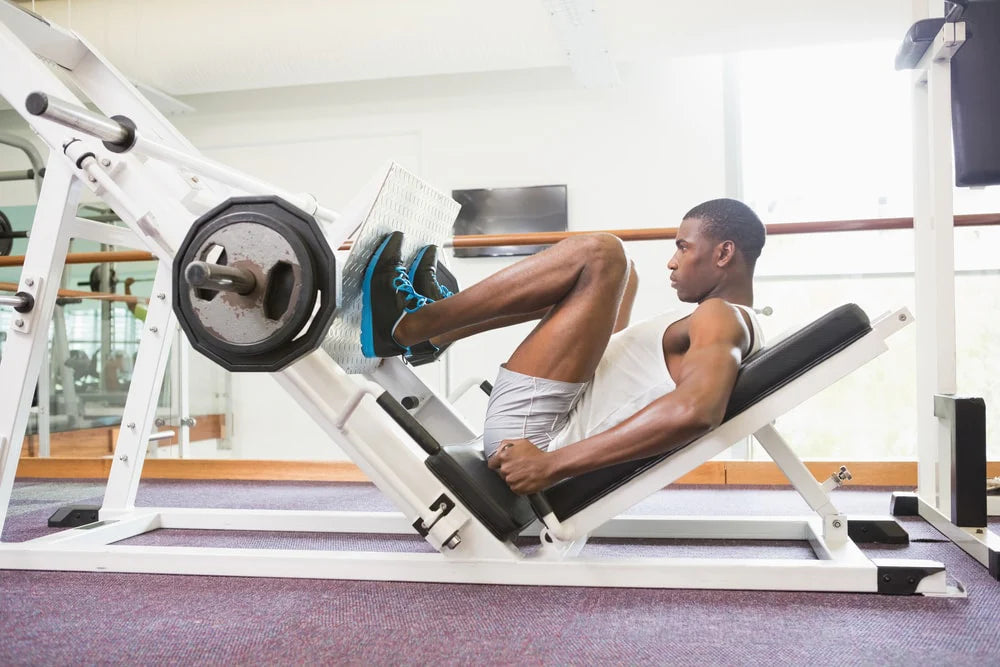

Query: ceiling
<box><xmin>10</xmin><ymin>0</ymin><xmax>914</xmax><ymax>96</ymax></box>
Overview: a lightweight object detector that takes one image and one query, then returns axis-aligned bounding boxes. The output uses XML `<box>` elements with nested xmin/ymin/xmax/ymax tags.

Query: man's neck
<box><xmin>699</xmin><ymin>281</ymin><xmax>754</xmax><ymax>308</ymax></box>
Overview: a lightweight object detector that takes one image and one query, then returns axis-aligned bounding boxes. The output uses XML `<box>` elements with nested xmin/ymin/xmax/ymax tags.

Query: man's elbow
<box><xmin>676</xmin><ymin>402</ymin><xmax>725</xmax><ymax>436</ymax></box>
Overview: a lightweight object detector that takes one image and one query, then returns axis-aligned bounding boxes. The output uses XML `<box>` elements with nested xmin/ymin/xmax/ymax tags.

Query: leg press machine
<box><xmin>0</xmin><ymin>2</ymin><xmax>963</xmax><ymax>595</ymax></box>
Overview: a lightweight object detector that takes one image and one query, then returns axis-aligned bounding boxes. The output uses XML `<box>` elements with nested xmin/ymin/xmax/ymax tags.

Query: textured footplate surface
<box><xmin>322</xmin><ymin>162</ymin><xmax>459</xmax><ymax>373</ymax></box>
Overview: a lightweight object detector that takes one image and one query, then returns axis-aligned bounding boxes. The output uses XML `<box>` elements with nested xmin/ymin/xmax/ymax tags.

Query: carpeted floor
<box><xmin>1</xmin><ymin>479</ymin><xmax>998</xmax><ymax>666</ymax></box>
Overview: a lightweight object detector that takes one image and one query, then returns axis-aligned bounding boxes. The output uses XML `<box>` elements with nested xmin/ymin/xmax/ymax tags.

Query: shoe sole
<box><xmin>360</xmin><ymin>233</ymin><xmax>395</xmax><ymax>358</ymax></box>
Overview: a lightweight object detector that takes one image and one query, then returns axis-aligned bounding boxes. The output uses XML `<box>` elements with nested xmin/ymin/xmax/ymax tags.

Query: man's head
<box><xmin>667</xmin><ymin>198</ymin><xmax>765</xmax><ymax>303</ymax></box>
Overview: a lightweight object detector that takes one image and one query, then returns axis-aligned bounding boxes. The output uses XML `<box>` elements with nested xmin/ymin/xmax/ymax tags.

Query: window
<box><xmin>736</xmin><ymin>40</ymin><xmax>1000</xmax><ymax>459</ymax></box>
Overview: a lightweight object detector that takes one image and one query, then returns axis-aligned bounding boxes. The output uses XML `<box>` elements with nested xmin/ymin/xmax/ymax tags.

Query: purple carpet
<box><xmin>1</xmin><ymin>479</ymin><xmax>998</xmax><ymax>665</ymax></box>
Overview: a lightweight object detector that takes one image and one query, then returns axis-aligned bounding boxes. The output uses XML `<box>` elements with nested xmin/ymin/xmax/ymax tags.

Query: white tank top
<box><xmin>547</xmin><ymin>303</ymin><xmax>764</xmax><ymax>451</ymax></box>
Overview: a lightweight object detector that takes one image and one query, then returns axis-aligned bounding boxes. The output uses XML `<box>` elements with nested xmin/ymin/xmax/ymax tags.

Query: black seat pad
<box><xmin>424</xmin><ymin>303</ymin><xmax>872</xmax><ymax>538</ymax></box>
<box><xmin>424</xmin><ymin>443</ymin><xmax>537</xmax><ymax>542</ymax></box>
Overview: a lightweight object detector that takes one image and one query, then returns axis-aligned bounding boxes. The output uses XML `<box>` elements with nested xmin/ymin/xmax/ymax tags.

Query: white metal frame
<box><xmin>908</xmin><ymin>13</ymin><xmax>1000</xmax><ymax>569</ymax></box>
<box><xmin>0</xmin><ymin>3</ymin><xmax>960</xmax><ymax>594</ymax></box>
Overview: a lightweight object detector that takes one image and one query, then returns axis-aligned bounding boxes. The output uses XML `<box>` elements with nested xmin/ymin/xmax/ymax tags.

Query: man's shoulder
<box><xmin>691</xmin><ymin>297</ymin><xmax>742</xmax><ymax>320</ymax></box>
<box><xmin>689</xmin><ymin>299</ymin><xmax>749</xmax><ymax>341</ymax></box>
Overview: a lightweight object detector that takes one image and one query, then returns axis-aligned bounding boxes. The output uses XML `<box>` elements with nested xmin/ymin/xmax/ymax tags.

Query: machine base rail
<box><xmin>0</xmin><ymin>508</ymin><xmax>962</xmax><ymax>596</ymax></box>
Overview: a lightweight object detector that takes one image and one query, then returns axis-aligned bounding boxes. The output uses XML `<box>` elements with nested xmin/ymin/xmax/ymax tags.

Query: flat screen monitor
<box><xmin>451</xmin><ymin>184</ymin><xmax>567</xmax><ymax>257</ymax></box>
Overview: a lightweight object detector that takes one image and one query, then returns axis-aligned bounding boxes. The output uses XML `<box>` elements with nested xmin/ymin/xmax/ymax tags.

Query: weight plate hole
<box><xmin>203</xmin><ymin>243</ymin><xmax>227</xmax><ymax>266</ymax></box>
<box><xmin>292</xmin><ymin>298</ymin><xmax>322</xmax><ymax>341</ymax></box>
<box><xmin>263</xmin><ymin>261</ymin><xmax>295</xmax><ymax>321</ymax></box>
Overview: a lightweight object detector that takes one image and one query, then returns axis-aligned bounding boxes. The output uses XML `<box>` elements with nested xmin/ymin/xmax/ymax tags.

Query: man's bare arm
<box><xmin>491</xmin><ymin>299</ymin><xmax>748</xmax><ymax>493</ymax></box>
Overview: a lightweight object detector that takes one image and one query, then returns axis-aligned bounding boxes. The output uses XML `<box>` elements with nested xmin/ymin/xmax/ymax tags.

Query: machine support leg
<box><xmin>0</xmin><ymin>162</ymin><xmax>81</xmax><ymax>533</ymax></box>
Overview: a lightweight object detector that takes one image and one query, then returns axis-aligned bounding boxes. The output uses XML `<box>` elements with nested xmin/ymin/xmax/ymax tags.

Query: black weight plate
<box><xmin>177</xmin><ymin>214</ymin><xmax>315</xmax><ymax>355</ymax></box>
<box><xmin>0</xmin><ymin>210</ymin><xmax>12</xmax><ymax>256</ymax></box>
<box><xmin>89</xmin><ymin>266</ymin><xmax>118</xmax><ymax>292</ymax></box>
<box><xmin>173</xmin><ymin>196</ymin><xmax>337</xmax><ymax>372</ymax></box>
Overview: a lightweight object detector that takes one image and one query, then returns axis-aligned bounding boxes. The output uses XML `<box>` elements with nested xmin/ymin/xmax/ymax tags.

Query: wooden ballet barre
<box><xmin>0</xmin><ymin>250</ymin><xmax>156</xmax><ymax>268</ymax></box>
<box><xmin>0</xmin><ymin>281</ymin><xmax>144</xmax><ymax>304</ymax></box>
<box><xmin>0</xmin><ymin>213</ymin><xmax>996</xmax><ymax>267</ymax></box>
<box><xmin>447</xmin><ymin>212</ymin><xmax>1000</xmax><ymax>247</ymax></box>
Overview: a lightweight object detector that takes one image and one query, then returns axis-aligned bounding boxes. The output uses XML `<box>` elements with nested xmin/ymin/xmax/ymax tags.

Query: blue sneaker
<box><xmin>408</xmin><ymin>245</ymin><xmax>454</xmax><ymax>300</ymax></box>
<box><xmin>360</xmin><ymin>231</ymin><xmax>432</xmax><ymax>358</ymax></box>
<box><xmin>404</xmin><ymin>245</ymin><xmax>458</xmax><ymax>366</ymax></box>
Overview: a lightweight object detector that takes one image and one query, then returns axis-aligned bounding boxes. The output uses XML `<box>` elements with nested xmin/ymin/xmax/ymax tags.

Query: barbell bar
<box><xmin>184</xmin><ymin>261</ymin><xmax>256</xmax><ymax>295</ymax></box>
<box><xmin>26</xmin><ymin>92</ymin><xmax>134</xmax><ymax>150</ymax></box>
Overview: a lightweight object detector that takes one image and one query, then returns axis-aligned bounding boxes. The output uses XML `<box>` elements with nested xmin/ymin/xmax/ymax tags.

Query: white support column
<box><xmin>0</xmin><ymin>161</ymin><xmax>81</xmax><ymax>532</ymax></box>
<box><xmin>913</xmin><ymin>22</ymin><xmax>962</xmax><ymax>514</ymax></box>
<box><xmin>101</xmin><ymin>262</ymin><xmax>176</xmax><ymax>513</ymax></box>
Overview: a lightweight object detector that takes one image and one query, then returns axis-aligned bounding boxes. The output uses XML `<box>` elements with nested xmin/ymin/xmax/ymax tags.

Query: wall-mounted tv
<box><xmin>451</xmin><ymin>184</ymin><xmax>567</xmax><ymax>258</ymax></box>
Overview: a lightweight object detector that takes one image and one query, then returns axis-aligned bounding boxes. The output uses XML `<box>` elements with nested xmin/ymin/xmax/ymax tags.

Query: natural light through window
<box><xmin>736</xmin><ymin>39</ymin><xmax>1000</xmax><ymax>460</ymax></box>
<box><xmin>738</xmin><ymin>41</ymin><xmax>913</xmax><ymax>224</ymax></box>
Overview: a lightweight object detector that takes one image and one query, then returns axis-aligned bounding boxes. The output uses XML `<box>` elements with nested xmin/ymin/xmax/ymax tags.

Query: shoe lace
<box><xmin>392</xmin><ymin>266</ymin><xmax>433</xmax><ymax>313</ymax></box>
<box><xmin>428</xmin><ymin>267</ymin><xmax>454</xmax><ymax>298</ymax></box>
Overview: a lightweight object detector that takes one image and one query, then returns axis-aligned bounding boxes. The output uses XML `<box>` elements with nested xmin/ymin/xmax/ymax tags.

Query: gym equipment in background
<box><xmin>892</xmin><ymin>3</ymin><xmax>1000</xmax><ymax>580</ymax></box>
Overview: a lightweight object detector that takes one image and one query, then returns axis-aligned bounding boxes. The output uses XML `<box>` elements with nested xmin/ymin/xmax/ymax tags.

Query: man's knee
<box><xmin>577</xmin><ymin>233</ymin><xmax>628</xmax><ymax>277</ymax></box>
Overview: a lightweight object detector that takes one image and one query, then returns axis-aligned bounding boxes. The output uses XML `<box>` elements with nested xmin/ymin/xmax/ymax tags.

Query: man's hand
<box><xmin>487</xmin><ymin>438</ymin><xmax>555</xmax><ymax>494</ymax></box>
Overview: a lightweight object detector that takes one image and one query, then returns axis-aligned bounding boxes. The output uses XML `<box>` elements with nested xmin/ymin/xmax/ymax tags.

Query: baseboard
<box><xmin>15</xmin><ymin>458</ymin><xmax>368</xmax><ymax>482</ymax></box>
<box><xmin>16</xmin><ymin>458</ymin><xmax>998</xmax><ymax>485</ymax></box>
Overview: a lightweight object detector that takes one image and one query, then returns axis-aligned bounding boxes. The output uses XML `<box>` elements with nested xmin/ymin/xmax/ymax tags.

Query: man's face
<box><xmin>667</xmin><ymin>216</ymin><xmax>720</xmax><ymax>303</ymax></box>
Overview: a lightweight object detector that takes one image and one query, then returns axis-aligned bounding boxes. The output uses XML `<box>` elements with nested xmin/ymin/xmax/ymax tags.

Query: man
<box><xmin>361</xmin><ymin>198</ymin><xmax>766</xmax><ymax>494</ymax></box>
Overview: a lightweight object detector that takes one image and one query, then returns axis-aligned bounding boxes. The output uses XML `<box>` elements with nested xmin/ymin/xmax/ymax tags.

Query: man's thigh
<box><xmin>482</xmin><ymin>365</ymin><xmax>587</xmax><ymax>458</ymax></box>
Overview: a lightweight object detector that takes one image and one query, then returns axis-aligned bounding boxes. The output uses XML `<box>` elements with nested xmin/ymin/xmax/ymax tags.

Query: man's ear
<box><xmin>715</xmin><ymin>240</ymin><xmax>736</xmax><ymax>267</ymax></box>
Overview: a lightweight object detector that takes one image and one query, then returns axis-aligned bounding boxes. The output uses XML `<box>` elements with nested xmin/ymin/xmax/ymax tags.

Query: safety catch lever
<box><xmin>412</xmin><ymin>494</ymin><xmax>456</xmax><ymax>538</ymax></box>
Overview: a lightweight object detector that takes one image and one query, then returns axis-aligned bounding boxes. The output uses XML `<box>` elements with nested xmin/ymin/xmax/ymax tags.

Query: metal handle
<box><xmin>25</xmin><ymin>92</ymin><xmax>135</xmax><ymax>149</ymax></box>
<box><xmin>184</xmin><ymin>261</ymin><xmax>256</xmax><ymax>295</ymax></box>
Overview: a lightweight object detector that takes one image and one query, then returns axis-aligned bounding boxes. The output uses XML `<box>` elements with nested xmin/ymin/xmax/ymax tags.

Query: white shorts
<box><xmin>482</xmin><ymin>365</ymin><xmax>588</xmax><ymax>459</ymax></box>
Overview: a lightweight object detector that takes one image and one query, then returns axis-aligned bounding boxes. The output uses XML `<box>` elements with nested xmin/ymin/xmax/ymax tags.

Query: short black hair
<box><xmin>683</xmin><ymin>198</ymin><xmax>766</xmax><ymax>264</ymax></box>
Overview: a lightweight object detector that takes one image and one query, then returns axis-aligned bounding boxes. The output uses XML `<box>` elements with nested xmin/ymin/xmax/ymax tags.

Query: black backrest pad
<box><xmin>952</xmin><ymin>1</ymin><xmax>1000</xmax><ymax>186</ymax></box>
<box><xmin>424</xmin><ymin>304</ymin><xmax>872</xmax><ymax>537</ymax></box>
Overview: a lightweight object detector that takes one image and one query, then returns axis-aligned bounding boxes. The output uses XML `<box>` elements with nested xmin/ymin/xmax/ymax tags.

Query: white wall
<box><xmin>157</xmin><ymin>60</ymin><xmax>726</xmax><ymax>459</ymax></box>
<box><xmin>1</xmin><ymin>0</ymin><xmax>911</xmax><ymax>96</ymax></box>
